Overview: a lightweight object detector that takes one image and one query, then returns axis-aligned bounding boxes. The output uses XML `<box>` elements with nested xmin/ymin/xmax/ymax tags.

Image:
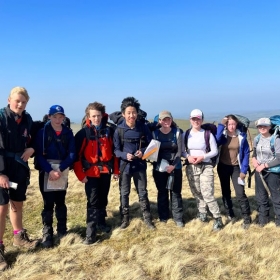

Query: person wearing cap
<box><xmin>182</xmin><ymin>109</ymin><xmax>223</xmax><ymax>231</ymax></box>
<box><xmin>216</xmin><ymin>114</ymin><xmax>251</xmax><ymax>229</ymax></box>
<box><xmin>152</xmin><ymin>110</ymin><xmax>184</xmax><ymax>227</ymax></box>
<box><xmin>0</xmin><ymin>87</ymin><xmax>39</xmax><ymax>271</ymax></box>
<box><xmin>35</xmin><ymin>105</ymin><xmax>75</xmax><ymax>248</ymax></box>
<box><xmin>74</xmin><ymin>102</ymin><xmax>120</xmax><ymax>245</ymax></box>
<box><xmin>252</xmin><ymin>117</ymin><xmax>280</xmax><ymax>227</ymax></box>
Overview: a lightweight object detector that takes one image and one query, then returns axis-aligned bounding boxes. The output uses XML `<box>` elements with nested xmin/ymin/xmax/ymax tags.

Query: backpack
<box><xmin>34</xmin><ymin>122</ymin><xmax>73</xmax><ymax>170</ymax></box>
<box><xmin>184</xmin><ymin>123</ymin><xmax>218</xmax><ymax>167</ymax></box>
<box><xmin>254</xmin><ymin>115</ymin><xmax>280</xmax><ymax>174</ymax></box>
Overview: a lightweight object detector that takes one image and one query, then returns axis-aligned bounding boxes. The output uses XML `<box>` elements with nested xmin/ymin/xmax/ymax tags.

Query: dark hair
<box><xmin>85</xmin><ymin>102</ymin><xmax>105</xmax><ymax>117</ymax></box>
<box><xmin>42</xmin><ymin>114</ymin><xmax>49</xmax><ymax>123</ymax></box>
<box><xmin>120</xmin><ymin>97</ymin><xmax>140</xmax><ymax>113</ymax></box>
<box><xmin>225</xmin><ymin>114</ymin><xmax>239</xmax><ymax>124</ymax></box>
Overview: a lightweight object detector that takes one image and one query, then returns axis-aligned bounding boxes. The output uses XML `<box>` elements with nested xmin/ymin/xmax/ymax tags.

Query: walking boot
<box><xmin>120</xmin><ymin>207</ymin><xmax>130</xmax><ymax>229</ymax></box>
<box><xmin>55</xmin><ymin>204</ymin><xmax>67</xmax><ymax>238</ymax></box>
<box><xmin>140</xmin><ymin>199</ymin><xmax>155</xmax><ymax>229</ymax></box>
<box><xmin>213</xmin><ymin>217</ymin><xmax>224</xmax><ymax>231</ymax></box>
<box><xmin>0</xmin><ymin>244</ymin><xmax>8</xmax><ymax>271</ymax></box>
<box><xmin>197</xmin><ymin>212</ymin><xmax>208</xmax><ymax>222</ymax></box>
<box><xmin>83</xmin><ymin>208</ymin><xmax>98</xmax><ymax>245</ymax></box>
<box><xmin>41</xmin><ymin>233</ymin><xmax>53</xmax><ymax>248</ymax></box>
<box><xmin>97</xmin><ymin>208</ymin><xmax>111</xmax><ymax>233</ymax></box>
<box><xmin>13</xmin><ymin>229</ymin><xmax>39</xmax><ymax>249</ymax></box>
<box><xmin>242</xmin><ymin>216</ymin><xmax>252</xmax><ymax>230</ymax></box>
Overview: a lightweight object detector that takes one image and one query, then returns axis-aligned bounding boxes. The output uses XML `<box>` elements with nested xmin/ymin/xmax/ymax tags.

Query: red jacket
<box><xmin>74</xmin><ymin>116</ymin><xmax>119</xmax><ymax>181</ymax></box>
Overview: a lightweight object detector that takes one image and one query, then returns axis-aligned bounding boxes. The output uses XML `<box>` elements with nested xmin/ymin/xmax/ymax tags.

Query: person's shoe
<box><xmin>197</xmin><ymin>212</ymin><xmax>208</xmax><ymax>223</ymax></box>
<box><xmin>175</xmin><ymin>221</ymin><xmax>184</xmax><ymax>228</ymax></box>
<box><xmin>41</xmin><ymin>234</ymin><xmax>53</xmax><ymax>248</ymax></box>
<box><xmin>13</xmin><ymin>229</ymin><xmax>39</xmax><ymax>249</ymax></box>
<box><xmin>242</xmin><ymin>216</ymin><xmax>252</xmax><ymax>230</ymax></box>
<box><xmin>159</xmin><ymin>219</ymin><xmax>167</xmax><ymax>223</ymax></box>
<box><xmin>97</xmin><ymin>223</ymin><xmax>111</xmax><ymax>233</ymax></box>
<box><xmin>0</xmin><ymin>244</ymin><xmax>8</xmax><ymax>272</ymax></box>
<box><xmin>83</xmin><ymin>235</ymin><xmax>96</xmax><ymax>245</ymax></box>
<box><xmin>227</xmin><ymin>215</ymin><xmax>237</xmax><ymax>224</ymax></box>
<box><xmin>57</xmin><ymin>231</ymin><xmax>67</xmax><ymax>239</ymax></box>
<box><xmin>213</xmin><ymin>217</ymin><xmax>224</xmax><ymax>231</ymax></box>
<box><xmin>120</xmin><ymin>216</ymin><xmax>129</xmax><ymax>229</ymax></box>
<box><xmin>144</xmin><ymin>219</ymin><xmax>156</xmax><ymax>230</ymax></box>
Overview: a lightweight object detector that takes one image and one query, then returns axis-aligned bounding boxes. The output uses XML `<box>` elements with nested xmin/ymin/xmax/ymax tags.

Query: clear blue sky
<box><xmin>1</xmin><ymin>0</ymin><xmax>279</xmax><ymax>122</ymax></box>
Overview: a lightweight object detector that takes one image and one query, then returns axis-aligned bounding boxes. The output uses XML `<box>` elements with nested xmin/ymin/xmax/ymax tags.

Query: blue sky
<box><xmin>0</xmin><ymin>0</ymin><xmax>279</xmax><ymax>122</ymax></box>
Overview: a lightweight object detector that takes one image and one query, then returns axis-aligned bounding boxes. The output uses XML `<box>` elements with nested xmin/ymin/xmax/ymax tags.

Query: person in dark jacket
<box><xmin>35</xmin><ymin>105</ymin><xmax>75</xmax><ymax>248</ymax></box>
<box><xmin>152</xmin><ymin>110</ymin><xmax>184</xmax><ymax>227</ymax></box>
<box><xmin>216</xmin><ymin>115</ymin><xmax>251</xmax><ymax>229</ymax></box>
<box><xmin>113</xmin><ymin>97</ymin><xmax>155</xmax><ymax>230</ymax></box>
<box><xmin>74</xmin><ymin>102</ymin><xmax>119</xmax><ymax>245</ymax></box>
<box><xmin>0</xmin><ymin>87</ymin><xmax>39</xmax><ymax>271</ymax></box>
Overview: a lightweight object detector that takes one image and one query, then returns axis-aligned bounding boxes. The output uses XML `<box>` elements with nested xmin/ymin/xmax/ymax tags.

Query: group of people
<box><xmin>0</xmin><ymin>87</ymin><xmax>280</xmax><ymax>271</ymax></box>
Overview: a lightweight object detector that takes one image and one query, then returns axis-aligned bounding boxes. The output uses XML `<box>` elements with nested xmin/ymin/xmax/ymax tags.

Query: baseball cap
<box><xmin>190</xmin><ymin>109</ymin><xmax>203</xmax><ymax>119</ymax></box>
<box><xmin>255</xmin><ymin>117</ymin><xmax>271</xmax><ymax>127</ymax></box>
<box><xmin>49</xmin><ymin>105</ymin><xmax>65</xmax><ymax>116</ymax></box>
<box><xmin>159</xmin><ymin>110</ymin><xmax>172</xmax><ymax>120</ymax></box>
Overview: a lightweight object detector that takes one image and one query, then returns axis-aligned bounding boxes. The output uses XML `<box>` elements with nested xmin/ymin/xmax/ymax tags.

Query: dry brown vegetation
<box><xmin>2</xmin><ymin>122</ymin><xmax>278</xmax><ymax>280</ymax></box>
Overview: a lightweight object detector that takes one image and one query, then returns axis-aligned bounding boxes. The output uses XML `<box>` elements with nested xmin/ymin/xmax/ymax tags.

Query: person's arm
<box><xmin>215</xmin><ymin>123</ymin><xmax>227</xmax><ymax>146</ymax></box>
<box><xmin>267</xmin><ymin>137</ymin><xmax>280</xmax><ymax>168</ymax></box>
<box><xmin>171</xmin><ymin>129</ymin><xmax>182</xmax><ymax>168</ymax></box>
<box><xmin>203</xmin><ymin>133</ymin><xmax>218</xmax><ymax>160</ymax></box>
<box><xmin>113</xmin><ymin>128</ymin><xmax>127</xmax><ymax>159</ymax></box>
<box><xmin>240</xmin><ymin>137</ymin><xmax>250</xmax><ymax>179</ymax></box>
<box><xmin>59</xmin><ymin>129</ymin><xmax>76</xmax><ymax>171</ymax></box>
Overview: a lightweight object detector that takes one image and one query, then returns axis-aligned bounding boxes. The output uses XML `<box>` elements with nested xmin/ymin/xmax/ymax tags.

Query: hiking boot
<box><xmin>159</xmin><ymin>219</ymin><xmax>167</xmax><ymax>223</ymax></box>
<box><xmin>175</xmin><ymin>221</ymin><xmax>184</xmax><ymax>228</ymax></box>
<box><xmin>13</xmin><ymin>229</ymin><xmax>39</xmax><ymax>249</ymax></box>
<box><xmin>197</xmin><ymin>212</ymin><xmax>208</xmax><ymax>223</ymax></box>
<box><xmin>120</xmin><ymin>214</ymin><xmax>129</xmax><ymax>229</ymax></box>
<box><xmin>242</xmin><ymin>216</ymin><xmax>252</xmax><ymax>230</ymax></box>
<box><xmin>0</xmin><ymin>244</ymin><xmax>8</xmax><ymax>272</ymax></box>
<box><xmin>227</xmin><ymin>215</ymin><xmax>237</xmax><ymax>224</ymax></box>
<box><xmin>57</xmin><ymin>231</ymin><xmax>67</xmax><ymax>239</ymax></box>
<box><xmin>97</xmin><ymin>223</ymin><xmax>111</xmax><ymax>233</ymax></box>
<box><xmin>41</xmin><ymin>234</ymin><xmax>53</xmax><ymax>248</ymax></box>
<box><xmin>213</xmin><ymin>217</ymin><xmax>224</xmax><ymax>231</ymax></box>
<box><xmin>83</xmin><ymin>235</ymin><xmax>96</xmax><ymax>245</ymax></box>
<box><xmin>144</xmin><ymin>219</ymin><xmax>156</xmax><ymax>230</ymax></box>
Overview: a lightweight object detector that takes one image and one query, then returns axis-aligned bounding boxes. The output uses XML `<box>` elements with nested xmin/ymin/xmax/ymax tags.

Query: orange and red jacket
<box><xmin>73</xmin><ymin>117</ymin><xmax>119</xmax><ymax>181</ymax></box>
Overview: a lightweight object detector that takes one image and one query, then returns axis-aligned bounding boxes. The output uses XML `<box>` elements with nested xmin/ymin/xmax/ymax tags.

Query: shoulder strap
<box><xmin>204</xmin><ymin>130</ymin><xmax>211</xmax><ymax>153</ymax></box>
<box><xmin>184</xmin><ymin>129</ymin><xmax>191</xmax><ymax>149</ymax></box>
<box><xmin>117</xmin><ymin>127</ymin><xmax>125</xmax><ymax>150</ymax></box>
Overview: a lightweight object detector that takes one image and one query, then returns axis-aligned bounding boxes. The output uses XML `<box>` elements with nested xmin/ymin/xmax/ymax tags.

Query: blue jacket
<box><xmin>216</xmin><ymin>123</ymin><xmax>250</xmax><ymax>174</ymax></box>
<box><xmin>35</xmin><ymin>122</ymin><xmax>75</xmax><ymax>173</ymax></box>
<box><xmin>113</xmin><ymin>120</ymin><xmax>152</xmax><ymax>174</ymax></box>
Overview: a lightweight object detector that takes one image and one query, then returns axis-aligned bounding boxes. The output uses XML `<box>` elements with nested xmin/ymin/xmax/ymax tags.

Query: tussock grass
<box><xmin>0</xmin><ymin>123</ymin><xmax>272</xmax><ymax>280</ymax></box>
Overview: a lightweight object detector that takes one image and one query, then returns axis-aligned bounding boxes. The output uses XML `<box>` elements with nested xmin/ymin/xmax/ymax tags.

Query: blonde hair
<box><xmin>9</xmin><ymin>86</ymin><xmax>30</xmax><ymax>102</ymax></box>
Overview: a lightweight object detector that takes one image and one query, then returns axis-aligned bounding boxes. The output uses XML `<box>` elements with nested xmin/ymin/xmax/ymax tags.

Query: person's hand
<box><xmin>134</xmin><ymin>150</ymin><xmax>142</xmax><ymax>158</ymax></box>
<box><xmin>188</xmin><ymin>156</ymin><xmax>204</xmax><ymax>165</ymax></box>
<box><xmin>221</xmin><ymin>117</ymin><xmax>228</xmax><ymax>126</ymax></box>
<box><xmin>166</xmin><ymin>165</ymin><xmax>175</xmax><ymax>173</ymax></box>
<box><xmin>49</xmin><ymin>170</ymin><xmax>61</xmax><ymax>181</ymax></box>
<box><xmin>252</xmin><ymin>157</ymin><xmax>260</xmax><ymax>169</ymax></box>
<box><xmin>21</xmin><ymin>148</ymin><xmax>34</xmax><ymax>161</ymax></box>
<box><xmin>256</xmin><ymin>163</ymin><xmax>266</xmax><ymax>173</ymax></box>
<box><xmin>81</xmin><ymin>176</ymin><xmax>88</xmax><ymax>183</ymax></box>
<box><xmin>239</xmin><ymin>172</ymin><xmax>246</xmax><ymax>180</ymax></box>
<box><xmin>0</xmin><ymin>175</ymin><xmax>9</xmax><ymax>189</ymax></box>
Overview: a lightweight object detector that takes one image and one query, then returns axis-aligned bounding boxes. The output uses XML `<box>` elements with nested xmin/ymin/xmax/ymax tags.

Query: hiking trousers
<box><xmin>39</xmin><ymin>171</ymin><xmax>67</xmax><ymax>234</ymax></box>
<box><xmin>255</xmin><ymin>171</ymin><xmax>280</xmax><ymax>226</ymax></box>
<box><xmin>153</xmin><ymin>169</ymin><xmax>183</xmax><ymax>222</ymax></box>
<box><xmin>186</xmin><ymin>163</ymin><xmax>221</xmax><ymax>218</ymax></box>
<box><xmin>119</xmin><ymin>170</ymin><xmax>149</xmax><ymax>209</ymax></box>
<box><xmin>217</xmin><ymin>162</ymin><xmax>251</xmax><ymax>217</ymax></box>
<box><xmin>84</xmin><ymin>174</ymin><xmax>111</xmax><ymax>236</ymax></box>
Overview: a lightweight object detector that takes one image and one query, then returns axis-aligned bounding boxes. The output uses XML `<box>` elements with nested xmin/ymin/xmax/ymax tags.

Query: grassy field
<box><xmin>2</xmin><ymin>121</ymin><xmax>274</xmax><ymax>280</ymax></box>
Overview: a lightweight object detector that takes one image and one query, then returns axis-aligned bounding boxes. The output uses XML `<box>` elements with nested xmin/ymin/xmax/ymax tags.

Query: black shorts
<box><xmin>0</xmin><ymin>184</ymin><xmax>28</xmax><ymax>205</ymax></box>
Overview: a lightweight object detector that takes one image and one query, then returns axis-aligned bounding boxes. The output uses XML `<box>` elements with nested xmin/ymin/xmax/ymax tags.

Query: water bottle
<box><xmin>166</xmin><ymin>172</ymin><xmax>174</xmax><ymax>190</ymax></box>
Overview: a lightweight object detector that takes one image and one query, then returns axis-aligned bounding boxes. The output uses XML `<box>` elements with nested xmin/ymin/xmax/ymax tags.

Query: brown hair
<box><xmin>85</xmin><ymin>102</ymin><xmax>105</xmax><ymax>117</ymax></box>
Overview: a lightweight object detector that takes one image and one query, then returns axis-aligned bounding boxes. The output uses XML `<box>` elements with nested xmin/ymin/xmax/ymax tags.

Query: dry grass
<box><xmin>2</xmin><ymin>123</ymin><xmax>276</xmax><ymax>280</ymax></box>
